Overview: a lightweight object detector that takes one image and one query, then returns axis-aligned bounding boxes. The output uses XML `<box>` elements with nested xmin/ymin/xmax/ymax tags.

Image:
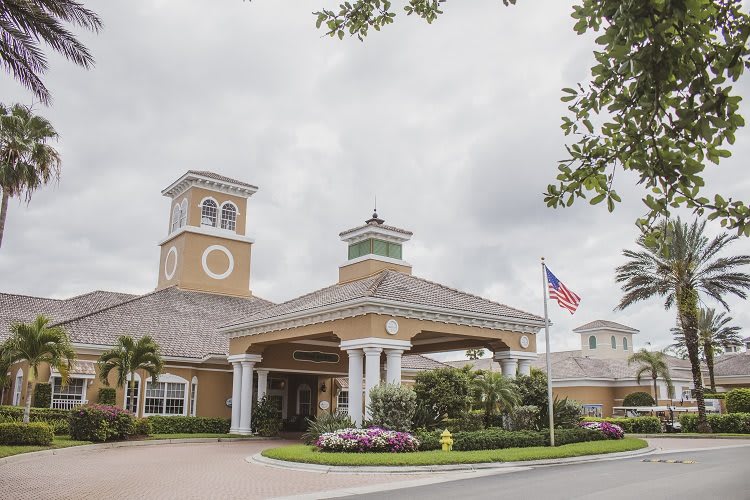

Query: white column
<box><xmin>346</xmin><ymin>349</ymin><xmax>364</xmax><ymax>426</ymax></box>
<box><xmin>385</xmin><ymin>349</ymin><xmax>403</xmax><ymax>385</ymax></box>
<box><xmin>517</xmin><ymin>359</ymin><xmax>532</xmax><ymax>377</ymax></box>
<box><xmin>500</xmin><ymin>359</ymin><xmax>518</xmax><ymax>378</ymax></box>
<box><xmin>363</xmin><ymin>347</ymin><xmax>383</xmax><ymax>420</ymax></box>
<box><xmin>239</xmin><ymin>361</ymin><xmax>255</xmax><ymax>435</ymax></box>
<box><xmin>230</xmin><ymin>362</ymin><xmax>242</xmax><ymax>434</ymax></box>
<box><xmin>256</xmin><ymin>369</ymin><xmax>269</xmax><ymax>401</ymax></box>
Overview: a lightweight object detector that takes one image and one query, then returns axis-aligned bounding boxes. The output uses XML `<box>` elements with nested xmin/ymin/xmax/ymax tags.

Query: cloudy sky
<box><xmin>1</xmin><ymin>1</ymin><xmax>749</xmax><ymax>360</ymax></box>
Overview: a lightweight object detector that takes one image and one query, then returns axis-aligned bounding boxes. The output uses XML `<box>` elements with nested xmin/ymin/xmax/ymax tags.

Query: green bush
<box><xmin>134</xmin><ymin>418</ymin><xmax>152</xmax><ymax>436</ymax></box>
<box><xmin>551</xmin><ymin>397</ymin><xmax>583</xmax><ymax>428</ymax></box>
<box><xmin>98</xmin><ymin>388</ymin><xmax>117</xmax><ymax>405</ymax></box>
<box><xmin>69</xmin><ymin>405</ymin><xmax>135</xmax><ymax>442</ymax></box>
<box><xmin>622</xmin><ymin>392</ymin><xmax>657</xmax><ymax>407</ymax></box>
<box><xmin>444</xmin><ymin>411</ymin><xmax>485</xmax><ymax>432</ymax></box>
<box><xmin>414</xmin><ymin>368</ymin><xmax>472</xmax><ymax>419</ymax></box>
<box><xmin>368</xmin><ymin>384</ymin><xmax>417</xmax><ymax>432</ymax></box>
<box><xmin>581</xmin><ymin>416</ymin><xmax>662</xmax><ymax>434</ymax></box>
<box><xmin>726</xmin><ymin>389</ymin><xmax>750</xmax><ymax>413</ymax></box>
<box><xmin>0</xmin><ymin>422</ymin><xmax>53</xmax><ymax>445</ymax></box>
<box><xmin>679</xmin><ymin>413</ymin><xmax>750</xmax><ymax>433</ymax></box>
<box><xmin>0</xmin><ymin>405</ymin><xmax>69</xmax><ymax>423</ymax></box>
<box><xmin>505</xmin><ymin>405</ymin><xmax>540</xmax><ymax>431</ymax></box>
<box><xmin>552</xmin><ymin>427</ymin><xmax>609</xmax><ymax>445</ymax></box>
<box><xmin>703</xmin><ymin>393</ymin><xmax>726</xmax><ymax>400</ymax></box>
<box><xmin>414</xmin><ymin>427</ymin><xmax>605</xmax><ymax>452</ymax></box>
<box><xmin>253</xmin><ymin>396</ymin><xmax>283</xmax><ymax>437</ymax></box>
<box><xmin>301</xmin><ymin>411</ymin><xmax>354</xmax><ymax>445</ymax></box>
<box><xmin>411</xmin><ymin>402</ymin><xmax>446</xmax><ymax>431</ymax></box>
<box><xmin>147</xmin><ymin>415</ymin><xmax>230</xmax><ymax>434</ymax></box>
<box><xmin>32</xmin><ymin>383</ymin><xmax>52</xmax><ymax>408</ymax></box>
<box><xmin>47</xmin><ymin>419</ymin><xmax>70</xmax><ymax>435</ymax></box>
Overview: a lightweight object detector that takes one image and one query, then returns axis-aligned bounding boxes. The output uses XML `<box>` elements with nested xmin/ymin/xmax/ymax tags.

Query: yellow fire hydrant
<box><xmin>440</xmin><ymin>429</ymin><xmax>453</xmax><ymax>452</ymax></box>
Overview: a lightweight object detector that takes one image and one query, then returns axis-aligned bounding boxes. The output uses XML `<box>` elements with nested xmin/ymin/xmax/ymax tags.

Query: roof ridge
<box><xmin>64</xmin><ymin>289</ymin><xmax>137</xmax><ymax>301</ymax></box>
<box><xmin>364</xmin><ymin>270</ymin><xmax>390</xmax><ymax>296</ymax></box>
<box><xmin>51</xmin><ymin>286</ymin><xmax>175</xmax><ymax>327</ymax></box>
<box><xmin>0</xmin><ymin>291</ymin><xmax>64</xmax><ymax>302</ymax></box>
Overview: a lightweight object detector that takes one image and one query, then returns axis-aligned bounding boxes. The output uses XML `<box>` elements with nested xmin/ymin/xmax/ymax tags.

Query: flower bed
<box><xmin>578</xmin><ymin>420</ymin><xmax>624</xmax><ymax>439</ymax></box>
<box><xmin>315</xmin><ymin>427</ymin><xmax>420</xmax><ymax>453</ymax></box>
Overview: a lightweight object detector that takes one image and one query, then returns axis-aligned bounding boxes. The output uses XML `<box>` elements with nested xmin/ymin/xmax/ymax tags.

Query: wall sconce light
<box><xmin>320</xmin><ymin>382</ymin><xmax>327</xmax><ymax>393</ymax></box>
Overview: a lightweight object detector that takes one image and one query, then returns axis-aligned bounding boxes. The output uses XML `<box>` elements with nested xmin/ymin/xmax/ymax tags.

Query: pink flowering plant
<box><xmin>69</xmin><ymin>404</ymin><xmax>136</xmax><ymax>442</ymax></box>
<box><xmin>578</xmin><ymin>420</ymin><xmax>625</xmax><ymax>439</ymax></box>
<box><xmin>315</xmin><ymin>427</ymin><xmax>420</xmax><ymax>453</ymax></box>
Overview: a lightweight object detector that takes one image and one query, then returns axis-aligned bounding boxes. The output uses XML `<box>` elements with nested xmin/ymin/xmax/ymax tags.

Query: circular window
<box><xmin>164</xmin><ymin>246</ymin><xmax>178</xmax><ymax>280</ymax></box>
<box><xmin>201</xmin><ymin>245</ymin><xmax>234</xmax><ymax>280</ymax></box>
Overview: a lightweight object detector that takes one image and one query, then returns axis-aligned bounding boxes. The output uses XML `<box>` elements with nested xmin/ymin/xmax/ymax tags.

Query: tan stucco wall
<box><xmin>338</xmin><ymin>258</ymin><xmax>412</xmax><ymax>283</ymax></box>
<box><xmin>182</xmin><ymin>186</ymin><xmax>249</xmax><ymax>236</ymax></box>
<box><xmin>553</xmin><ymin>386</ymin><xmax>616</xmax><ymax>417</ymax></box>
<box><xmin>254</xmin><ymin>343</ymin><xmax>348</xmax><ymax>375</ymax></box>
<box><xmin>580</xmin><ymin>331</ymin><xmax>634</xmax><ymax>360</ymax></box>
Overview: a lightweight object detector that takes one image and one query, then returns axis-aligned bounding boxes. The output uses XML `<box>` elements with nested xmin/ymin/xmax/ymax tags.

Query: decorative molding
<box><xmin>202</xmin><ymin>244</ymin><xmax>234</xmax><ymax>280</ymax></box>
<box><xmin>493</xmin><ymin>350</ymin><xmax>539</xmax><ymax>361</ymax></box>
<box><xmin>340</xmin><ymin>254</ymin><xmax>412</xmax><ymax>270</ymax></box>
<box><xmin>289</xmin><ymin>340</ymin><xmax>340</xmax><ymax>347</ymax></box>
<box><xmin>161</xmin><ymin>172</ymin><xmax>258</xmax><ymax>199</ymax></box>
<box><xmin>164</xmin><ymin>246</ymin><xmax>178</xmax><ymax>280</ymax></box>
<box><xmin>157</xmin><ymin>225</ymin><xmax>254</xmax><ymax>247</ymax></box>
<box><xmin>340</xmin><ymin>226</ymin><xmax>412</xmax><ymax>245</ymax></box>
<box><xmin>339</xmin><ymin>337</ymin><xmax>412</xmax><ymax>351</ymax></box>
<box><xmin>227</xmin><ymin>353</ymin><xmax>263</xmax><ymax>364</ymax></box>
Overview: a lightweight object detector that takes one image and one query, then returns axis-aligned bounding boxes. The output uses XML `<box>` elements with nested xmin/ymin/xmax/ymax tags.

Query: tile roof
<box><xmin>713</xmin><ymin>352</ymin><xmax>750</xmax><ymax>377</ymax></box>
<box><xmin>339</xmin><ymin>220</ymin><xmax>413</xmax><ymax>238</ymax></box>
<box><xmin>53</xmin><ymin>287</ymin><xmax>272</xmax><ymax>359</ymax></box>
<box><xmin>187</xmin><ymin>170</ymin><xmax>258</xmax><ymax>189</ymax></box>
<box><xmin>224</xmin><ymin>269</ymin><xmax>544</xmax><ymax>329</ymax></box>
<box><xmin>402</xmin><ymin>355</ymin><xmax>450</xmax><ymax>370</ymax></box>
<box><xmin>531</xmin><ymin>351</ymin><xmax>699</xmax><ymax>380</ymax></box>
<box><xmin>446</xmin><ymin>358</ymin><xmax>501</xmax><ymax>372</ymax></box>
<box><xmin>573</xmin><ymin>320</ymin><xmax>639</xmax><ymax>333</ymax></box>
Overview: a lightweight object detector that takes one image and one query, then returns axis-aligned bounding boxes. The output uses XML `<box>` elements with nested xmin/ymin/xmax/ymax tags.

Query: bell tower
<box><xmin>156</xmin><ymin>171</ymin><xmax>257</xmax><ymax>297</ymax></box>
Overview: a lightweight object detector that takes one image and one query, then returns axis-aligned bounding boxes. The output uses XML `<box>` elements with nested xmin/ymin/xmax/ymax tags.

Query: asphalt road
<box><xmin>345</xmin><ymin>446</ymin><xmax>750</xmax><ymax>500</ymax></box>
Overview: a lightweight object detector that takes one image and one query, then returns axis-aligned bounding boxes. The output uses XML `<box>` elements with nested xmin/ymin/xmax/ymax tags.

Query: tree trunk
<box><xmin>23</xmin><ymin>368</ymin><xmax>35</xmax><ymax>424</ymax></box>
<box><xmin>652</xmin><ymin>375</ymin><xmax>658</xmax><ymax>403</ymax></box>
<box><xmin>678</xmin><ymin>288</ymin><xmax>710</xmax><ymax>433</ymax></box>
<box><xmin>0</xmin><ymin>187</ymin><xmax>10</xmax><ymax>249</ymax></box>
<box><xmin>129</xmin><ymin>372</ymin><xmax>136</xmax><ymax>414</ymax></box>
<box><xmin>704</xmin><ymin>342</ymin><xmax>716</xmax><ymax>393</ymax></box>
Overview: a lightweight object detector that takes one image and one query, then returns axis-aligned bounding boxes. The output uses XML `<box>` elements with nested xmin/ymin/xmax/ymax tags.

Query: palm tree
<box><xmin>628</xmin><ymin>349</ymin><xmax>674</xmax><ymax>402</ymax></box>
<box><xmin>616</xmin><ymin>218</ymin><xmax>750</xmax><ymax>432</ymax></box>
<box><xmin>0</xmin><ymin>1</ymin><xmax>102</xmax><ymax>104</ymax></box>
<box><xmin>1</xmin><ymin>315</ymin><xmax>75</xmax><ymax>423</ymax></box>
<box><xmin>98</xmin><ymin>335</ymin><xmax>163</xmax><ymax>414</ymax></box>
<box><xmin>473</xmin><ymin>371</ymin><xmax>519</xmax><ymax>418</ymax></box>
<box><xmin>465</xmin><ymin>348</ymin><xmax>485</xmax><ymax>360</ymax></box>
<box><xmin>0</xmin><ymin>103</ymin><xmax>62</xmax><ymax>248</ymax></box>
<box><xmin>671</xmin><ymin>308</ymin><xmax>743</xmax><ymax>392</ymax></box>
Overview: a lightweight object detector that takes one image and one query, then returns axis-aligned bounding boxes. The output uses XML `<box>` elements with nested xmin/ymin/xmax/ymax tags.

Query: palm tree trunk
<box><xmin>129</xmin><ymin>372</ymin><xmax>136</xmax><ymax>414</ymax></box>
<box><xmin>23</xmin><ymin>369</ymin><xmax>35</xmax><ymax>424</ymax></box>
<box><xmin>704</xmin><ymin>342</ymin><xmax>716</xmax><ymax>393</ymax></box>
<box><xmin>652</xmin><ymin>375</ymin><xmax>658</xmax><ymax>403</ymax></box>
<box><xmin>0</xmin><ymin>187</ymin><xmax>10</xmax><ymax>249</ymax></box>
<box><xmin>678</xmin><ymin>288</ymin><xmax>710</xmax><ymax>433</ymax></box>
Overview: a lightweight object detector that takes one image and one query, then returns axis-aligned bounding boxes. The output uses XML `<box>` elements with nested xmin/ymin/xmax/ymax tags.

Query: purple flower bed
<box><xmin>578</xmin><ymin>420</ymin><xmax>625</xmax><ymax>439</ymax></box>
<box><xmin>315</xmin><ymin>427</ymin><xmax>420</xmax><ymax>453</ymax></box>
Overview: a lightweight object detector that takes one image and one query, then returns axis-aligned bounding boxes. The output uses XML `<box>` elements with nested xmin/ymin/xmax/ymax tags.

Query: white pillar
<box><xmin>517</xmin><ymin>359</ymin><xmax>532</xmax><ymax>377</ymax></box>
<box><xmin>500</xmin><ymin>359</ymin><xmax>518</xmax><ymax>378</ymax></box>
<box><xmin>347</xmin><ymin>349</ymin><xmax>364</xmax><ymax>426</ymax></box>
<box><xmin>230</xmin><ymin>362</ymin><xmax>242</xmax><ymax>434</ymax></box>
<box><xmin>239</xmin><ymin>361</ymin><xmax>255</xmax><ymax>434</ymax></box>
<box><xmin>385</xmin><ymin>349</ymin><xmax>403</xmax><ymax>385</ymax></box>
<box><xmin>256</xmin><ymin>369</ymin><xmax>269</xmax><ymax>401</ymax></box>
<box><xmin>363</xmin><ymin>347</ymin><xmax>383</xmax><ymax>420</ymax></box>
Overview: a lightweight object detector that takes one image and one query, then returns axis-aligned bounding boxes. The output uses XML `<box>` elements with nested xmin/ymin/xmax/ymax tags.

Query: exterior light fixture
<box><xmin>321</xmin><ymin>382</ymin><xmax>327</xmax><ymax>393</ymax></box>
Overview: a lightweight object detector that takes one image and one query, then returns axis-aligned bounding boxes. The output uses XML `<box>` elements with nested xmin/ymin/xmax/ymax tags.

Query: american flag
<box><xmin>546</xmin><ymin>267</ymin><xmax>581</xmax><ymax>314</ymax></box>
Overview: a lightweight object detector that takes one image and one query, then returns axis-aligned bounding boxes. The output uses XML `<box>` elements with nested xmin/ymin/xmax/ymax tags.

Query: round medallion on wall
<box><xmin>226</xmin><ymin>398</ymin><xmax>232</xmax><ymax>408</ymax></box>
<box><xmin>385</xmin><ymin>319</ymin><xmax>399</xmax><ymax>335</ymax></box>
<box><xmin>201</xmin><ymin>244</ymin><xmax>234</xmax><ymax>280</ymax></box>
<box><xmin>319</xmin><ymin>400</ymin><xmax>330</xmax><ymax>411</ymax></box>
<box><xmin>520</xmin><ymin>335</ymin><xmax>530</xmax><ymax>349</ymax></box>
<box><xmin>164</xmin><ymin>246</ymin><xmax>178</xmax><ymax>280</ymax></box>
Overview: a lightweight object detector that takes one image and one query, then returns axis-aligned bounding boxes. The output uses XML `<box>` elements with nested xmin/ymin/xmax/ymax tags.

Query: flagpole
<box><xmin>541</xmin><ymin>257</ymin><xmax>555</xmax><ymax>447</ymax></box>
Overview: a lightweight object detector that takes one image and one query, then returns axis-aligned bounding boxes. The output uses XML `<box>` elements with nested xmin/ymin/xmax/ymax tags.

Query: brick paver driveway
<box><xmin>0</xmin><ymin>440</ymin><xmax>413</xmax><ymax>499</ymax></box>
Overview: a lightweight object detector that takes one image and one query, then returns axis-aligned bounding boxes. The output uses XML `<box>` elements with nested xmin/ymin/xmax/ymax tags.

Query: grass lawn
<box><xmin>0</xmin><ymin>436</ymin><xmax>92</xmax><ymax>459</ymax></box>
<box><xmin>261</xmin><ymin>438</ymin><xmax>648</xmax><ymax>466</ymax></box>
<box><xmin>147</xmin><ymin>433</ymin><xmax>242</xmax><ymax>440</ymax></box>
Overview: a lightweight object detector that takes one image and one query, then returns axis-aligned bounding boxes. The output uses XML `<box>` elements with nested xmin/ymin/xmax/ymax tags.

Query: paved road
<box><xmin>348</xmin><ymin>446</ymin><xmax>750</xmax><ymax>500</ymax></box>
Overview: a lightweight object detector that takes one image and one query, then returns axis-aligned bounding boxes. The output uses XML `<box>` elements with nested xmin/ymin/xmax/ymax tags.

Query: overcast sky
<box><xmin>1</xmin><ymin>1</ymin><xmax>748</xmax><ymax>361</ymax></box>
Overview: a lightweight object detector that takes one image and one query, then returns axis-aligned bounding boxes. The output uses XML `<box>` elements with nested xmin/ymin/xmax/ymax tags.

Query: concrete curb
<box><xmin>0</xmin><ymin>436</ymin><xmax>271</xmax><ymax>466</ymax></box>
<box><xmin>248</xmin><ymin>446</ymin><xmax>657</xmax><ymax>474</ymax></box>
<box><xmin>632</xmin><ymin>434</ymin><xmax>750</xmax><ymax>440</ymax></box>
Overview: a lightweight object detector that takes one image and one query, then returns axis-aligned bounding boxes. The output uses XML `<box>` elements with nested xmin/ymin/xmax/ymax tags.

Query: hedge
<box><xmin>703</xmin><ymin>393</ymin><xmax>726</xmax><ymax>400</ymax></box>
<box><xmin>622</xmin><ymin>392</ymin><xmax>656</xmax><ymax>407</ymax></box>
<box><xmin>443</xmin><ymin>411</ymin><xmax>485</xmax><ymax>432</ymax></box>
<box><xmin>0</xmin><ymin>405</ymin><xmax>69</xmax><ymax>422</ymax></box>
<box><xmin>98</xmin><ymin>388</ymin><xmax>117</xmax><ymax>405</ymax></box>
<box><xmin>33</xmin><ymin>383</ymin><xmax>52</xmax><ymax>408</ymax></box>
<box><xmin>581</xmin><ymin>416</ymin><xmax>662</xmax><ymax>434</ymax></box>
<box><xmin>69</xmin><ymin>405</ymin><xmax>135</xmax><ymax>442</ymax></box>
<box><xmin>414</xmin><ymin>427</ymin><xmax>607</xmax><ymax>451</ymax></box>
<box><xmin>147</xmin><ymin>416</ymin><xmax>230</xmax><ymax>434</ymax></box>
<box><xmin>726</xmin><ymin>389</ymin><xmax>750</xmax><ymax>413</ymax></box>
<box><xmin>679</xmin><ymin>413</ymin><xmax>750</xmax><ymax>434</ymax></box>
<box><xmin>0</xmin><ymin>422</ymin><xmax>54</xmax><ymax>445</ymax></box>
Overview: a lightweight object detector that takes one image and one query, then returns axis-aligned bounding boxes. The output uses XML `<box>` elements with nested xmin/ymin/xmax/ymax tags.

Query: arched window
<box><xmin>12</xmin><ymin>369</ymin><xmax>23</xmax><ymax>406</ymax></box>
<box><xmin>124</xmin><ymin>372</ymin><xmax>141</xmax><ymax>414</ymax></box>
<box><xmin>201</xmin><ymin>199</ymin><xmax>218</xmax><ymax>227</ymax></box>
<box><xmin>297</xmin><ymin>383</ymin><xmax>312</xmax><ymax>416</ymax></box>
<box><xmin>623</xmin><ymin>337</ymin><xmax>629</xmax><ymax>351</ymax></box>
<box><xmin>588</xmin><ymin>336</ymin><xmax>597</xmax><ymax>349</ymax></box>
<box><xmin>179</xmin><ymin>199</ymin><xmax>188</xmax><ymax>227</ymax></box>
<box><xmin>190</xmin><ymin>376</ymin><xmax>198</xmax><ymax>417</ymax></box>
<box><xmin>611</xmin><ymin>336</ymin><xmax>617</xmax><ymax>349</ymax></box>
<box><xmin>171</xmin><ymin>204</ymin><xmax>181</xmax><ymax>233</ymax></box>
<box><xmin>144</xmin><ymin>373</ymin><xmax>189</xmax><ymax>416</ymax></box>
<box><xmin>220</xmin><ymin>203</ymin><xmax>237</xmax><ymax>231</ymax></box>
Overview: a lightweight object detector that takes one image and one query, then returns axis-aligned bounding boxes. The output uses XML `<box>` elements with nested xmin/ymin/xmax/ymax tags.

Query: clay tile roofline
<box><xmin>50</xmin><ymin>286</ymin><xmax>174</xmax><ymax>327</ymax></box>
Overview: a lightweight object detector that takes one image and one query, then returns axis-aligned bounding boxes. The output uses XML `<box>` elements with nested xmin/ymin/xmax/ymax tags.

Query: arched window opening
<box><xmin>12</xmin><ymin>369</ymin><xmax>23</xmax><ymax>406</ymax></box>
<box><xmin>171</xmin><ymin>204</ymin><xmax>181</xmax><ymax>233</ymax></box>
<box><xmin>623</xmin><ymin>337</ymin><xmax>629</xmax><ymax>351</ymax></box>
<box><xmin>124</xmin><ymin>373</ymin><xmax>141</xmax><ymax>414</ymax></box>
<box><xmin>190</xmin><ymin>376</ymin><xmax>198</xmax><ymax>417</ymax></box>
<box><xmin>144</xmin><ymin>374</ymin><xmax>188</xmax><ymax>416</ymax></box>
<box><xmin>201</xmin><ymin>199</ymin><xmax>218</xmax><ymax>227</ymax></box>
<box><xmin>588</xmin><ymin>336</ymin><xmax>597</xmax><ymax>350</ymax></box>
<box><xmin>221</xmin><ymin>203</ymin><xmax>237</xmax><ymax>231</ymax></box>
<box><xmin>297</xmin><ymin>383</ymin><xmax>312</xmax><ymax>417</ymax></box>
<box><xmin>179</xmin><ymin>199</ymin><xmax>188</xmax><ymax>227</ymax></box>
<box><xmin>611</xmin><ymin>336</ymin><xmax>617</xmax><ymax>349</ymax></box>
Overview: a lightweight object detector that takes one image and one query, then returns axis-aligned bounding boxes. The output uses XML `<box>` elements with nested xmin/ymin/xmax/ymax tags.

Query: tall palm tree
<box><xmin>473</xmin><ymin>371</ymin><xmax>519</xmax><ymax>418</ymax></box>
<box><xmin>1</xmin><ymin>315</ymin><xmax>75</xmax><ymax>423</ymax></box>
<box><xmin>616</xmin><ymin>218</ymin><xmax>750</xmax><ymax>432</ymax></box>
<box><xmin>0</xmin><ymin>1</ymin><xmax>102</xmax><ymax>104</ymax></box>
<box><xmin>628</xmin><ymin>349</ymin><xmax>674</xmax><ymax>402</ymax></box>
<box><xmin>671</xmin><ymin>308</ymin><xmax>743</xmax><ymax>392</ymax></box>
<box><xmin>98</xmin><ymin>335</ymin><xmax>163</xmax><ymax>414</ymax></box>
<box><xmin>0</xmin><ymin>103</ymin><xmax>61</xmax><ymax>248</ymax></box>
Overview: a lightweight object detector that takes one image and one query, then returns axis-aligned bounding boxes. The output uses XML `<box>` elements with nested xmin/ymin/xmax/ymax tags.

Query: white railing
<box><xmin>51</xmin><ymin>399</ymin><xmax>88</xmax><ymax>410</ymax></box>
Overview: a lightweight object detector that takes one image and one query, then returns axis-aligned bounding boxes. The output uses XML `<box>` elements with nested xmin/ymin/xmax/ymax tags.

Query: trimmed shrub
<box><xmin>414</xmin><ymin>368</ymin><xmax>472</xmax><ymax>419</ymax></box>
<box><xmin>414</xmin><ymin>427</ymin><xmax>607</xmax><ymax>451</ymax></box>
<box><xmin>253</xmin><ymin>396</ymin><xmax>283</xmax><ymax>437</ymax></box>
<box><xmin>98</xmin><ymin>388</ymin><xmax>117</xmax><ymax>405</ymax></box>
<box><xmin>315</xmin><ymin>427</ymin><xmax>420</xmax><ymax>453</ymax></box>
<box><xmin>0</xmin><ymin>422</ymin><xmax>53</xmax><ymax>445</ymax></box>
<box><xmin>726</xmin><ymin>389</ymin><xmax>750</xmax><ymax>413</ymax></box>
<box><xmin>581</xmin><ymin>416</ymin><xmax>662</xmax><ymax>434</ymax></box>
<box><xmin>703</xmin><ymin>393</ymin><xmax>726</xmax><ymax>400</ymax></box>
<box><xmin>368</xmin><ymin>384</ymin><xmax>417</xmax><ymax>432</ymax></box>
<box><xmin>147</xmin><ymin>415</ymin><xmax>230</xmax><ymax>435</ymax></box>
<box><xmin>578</xmin><ymin>421</ymin><xmax>625</xmax><ymax>439</ymax></box>
<box><xmin>69</xmin><ymin>405</ymin><xmax>135</xmax><ymax>442</ymax></box>
<box><xmin>551</xmin><ymin>397</ymin><xmax>583</xmax><ymax>429</ymax></box>
<box><xmin>134</xmin><ymin>418</ymin><xmax>152</xmax><ymax>436</ymax></box>
<box><xmin>554</xmin><ymin>426</ymin><xmax>610</xmax><ymax>444</ymax></box>
<box><xmin>505</xmin><ymin>405</ymin><xmax>540</xmax><ymax>431</ymax></box>
<box><xmin>680</xmin><ymin>413</ymin><xmax>750</xmax><ymax>433</ymax></box>
<box><xmin>411</xmin><ymin>402</ymin><xmax>446</xmax><ymax>431</ymax></box>
<box><xmin>622</xmin><ymin>391</ymin><xmax>656</xmax><ymax>407</ymax></box>
<box><xmin>0</xmin><ymin>405</ymin><xmax>69</xmax><ymax>423</ymax></box>
<box><xmin>444</xmin><ymin>411</ymin><xmax>485</xmax><ymax>432</ymax></box>
<box><xmin>302</xmin><ymin>411</ymin><xmax>354</xmax><ymax>445</ymax></box>
<box><xmin>32</xmin><ymin>383</ymin><xmax>52</xmax><ymax>408</ymax></box>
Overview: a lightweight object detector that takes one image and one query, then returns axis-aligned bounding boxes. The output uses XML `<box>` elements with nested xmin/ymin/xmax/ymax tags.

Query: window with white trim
<box><xmin>171</xmin><ymin>204</ymin><xmax>181</xmax><ymax>232</ymax></box>
<box><xmin>179</xmin><ymin>199</ymin><xmax>188</xmax><ymax>227</ymax></box>
<box><xmin>201</xmin><ymin>199</ymin><xmax>218</xmax><ymax>227</ymax></box>
<box><xmin>336</xmin><ymin>390</ymin><xmax>349</xmax><ymax>414</ymax></box>
<box><xmin>144</xmin><ymin>376</ymin><xmax>188</xmax><ymax>416</ymax></box>
<box><xmin>611</xmin><ymin>336</ymin><xmax>617</xmax><ymax>349</ymax></box>
<box><xmin>220</xmin><ymin>203</ymin><xmax>237</xmax><ymax>231</ymax></box>
<box><xmin>582</xmin><ymin>404</ymin><xmax>603</xmax><ymax>418</ymax></box>
<box><xmin>51</xmin><ymin>377</ymin><xmax>86</xmax><ymax>405</ymax></box>
<box><xmin>623</xmin><ymin>337</ymin><xmax>628</xmax><ymax>351</ymax></box>
<box><xmin>190</xmin><ymin>377</ymin><xmax>198</xmax><ymax>417</ymax></box>
<box><xmin>125</xmin><ymin>373</ymin><xmax>141</xmax><ymax>413</ymax></box>
<box><xmin>12</xmin><ymin>369</ymin><xmax>23</xmax><ymax>406</ymax></box>
<box><xmin>588</xmin><ymin>336</ymin><xmax>597</xmax><ymax>349</ymax></box>
<box><xmin>297</xmin><ymin>383</ymin><xmax>312</xmax><ymax>416</ymax></box>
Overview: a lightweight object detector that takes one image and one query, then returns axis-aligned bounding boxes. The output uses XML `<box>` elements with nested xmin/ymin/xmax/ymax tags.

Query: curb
<box><xmin>248</xmin><ymin>446</ymin><xmax>656</xmax><ymax>474</ymax></box>
<box><xmin>632</xmin><ymin>434</ymin><xmax>750</xmax><ymax>440</ymax></box>
<box><xmin>0</xmin><ymin>436</ymin><xmax>272</xmax><ymax>466</ymax></box>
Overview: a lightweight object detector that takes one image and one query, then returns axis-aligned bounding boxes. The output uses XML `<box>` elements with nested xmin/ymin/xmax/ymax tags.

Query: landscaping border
<box><xmin>632</xmin><ymin>434</ymin><xmax>750</xmax><ymax>440</ymax></box>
